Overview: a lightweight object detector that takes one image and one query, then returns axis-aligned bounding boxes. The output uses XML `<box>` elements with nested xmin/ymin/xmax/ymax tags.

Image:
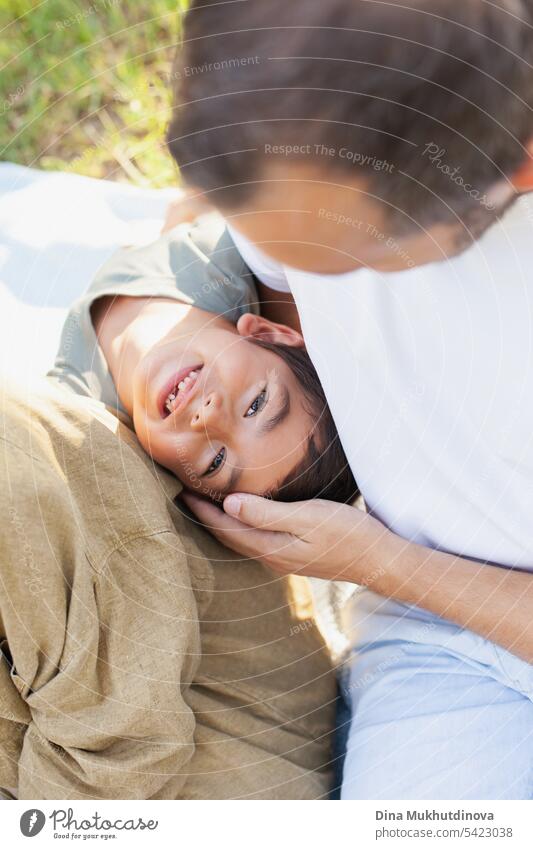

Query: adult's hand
<box><xmin>181</xmin><ymin>490</ymin><xmax>533</xmax><ymax>661</ymax></box>
<box><xmin>180</xmin><ymin>492</ymin><xmax>385</xmax><ymax>582</ymax></box>
<box><xmin>161</xmin><ymin>190</ymin><xmax>213</xmax><ymax>234</ymax></box>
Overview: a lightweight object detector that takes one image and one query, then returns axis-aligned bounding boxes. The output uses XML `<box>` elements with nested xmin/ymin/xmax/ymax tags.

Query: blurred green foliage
<box><xmin>0</xmin><ymin>0</ymin><xmax>187</xmax><ymax>186</ymax></box>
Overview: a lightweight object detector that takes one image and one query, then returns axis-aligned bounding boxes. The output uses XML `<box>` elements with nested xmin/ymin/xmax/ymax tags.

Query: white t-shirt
<box><xmin>229</xmin><ymin>196</ymin><xmax>533</xmax><ymax>570</ymax></box>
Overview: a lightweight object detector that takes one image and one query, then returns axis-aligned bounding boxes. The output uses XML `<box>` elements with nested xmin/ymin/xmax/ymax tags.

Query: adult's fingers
<box><xmin>160</xmin><ymin>191</ymin><xmax>212</xmax><ymax>233</ymax></box>
<box><xmin>223</xmin><ymin>493</ymin><xmax>312</xmax><ymax>535</ymax></box>
<box><xmin>181</xmin><ymin>492</ymin><xmax>291</xmax><ymax>559</ymax></box>
<box><xmin>181</xmin><ymin>491</ymin><xmax>247</xmax><ymax>534</ymax></box>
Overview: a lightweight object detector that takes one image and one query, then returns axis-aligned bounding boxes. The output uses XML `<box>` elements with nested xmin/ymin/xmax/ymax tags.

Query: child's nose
<box><xmin>190</xmin><ymin>391</ymin><xmax>223</xmax><ymax>430</ymax></box>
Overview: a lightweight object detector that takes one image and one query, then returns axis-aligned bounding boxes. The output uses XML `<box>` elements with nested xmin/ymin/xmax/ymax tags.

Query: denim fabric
<box><xmin>341</xmin><ymin>591</ymin><xmax>533</xmax><ymax>800</ymax></box>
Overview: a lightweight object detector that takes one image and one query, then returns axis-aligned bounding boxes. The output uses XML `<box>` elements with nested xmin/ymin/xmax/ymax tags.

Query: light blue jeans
<box><xmin>341</xmin><ymin>590</ymin><xmax>533</xmax><ymax>800</ymax></box>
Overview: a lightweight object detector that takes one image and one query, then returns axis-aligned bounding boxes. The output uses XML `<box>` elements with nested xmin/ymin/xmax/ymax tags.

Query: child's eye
<box><xmin>204</xmin><ymin>447</ymin><xmax>226</xmax><ymax>477</ymax></box>
<box><xmin>245</xmin><ymin>389</ymin><xmax>267</xmax><ymax>417</ymax></box>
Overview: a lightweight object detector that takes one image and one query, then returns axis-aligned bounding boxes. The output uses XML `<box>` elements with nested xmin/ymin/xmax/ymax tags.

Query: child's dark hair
<box><xmin>251</xmin><ymin>339</ymin><xmax>358</xmax><ymax>504</ymax></box>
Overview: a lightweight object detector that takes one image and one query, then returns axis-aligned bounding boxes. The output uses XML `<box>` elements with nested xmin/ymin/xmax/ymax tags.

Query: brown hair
<box><xmin>251</xmin><ymin>339</ymin><xmax>359</xmax><ymax>504</ymax></box>
<box><xmin>168</xmin><ymin>0</ymin><xmax>533</xmax><ymax>232</ymax></box>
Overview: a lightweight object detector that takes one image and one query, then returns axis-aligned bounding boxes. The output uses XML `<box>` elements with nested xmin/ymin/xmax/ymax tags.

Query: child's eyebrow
<box><xmin>259</xmin><ymin>384</ymin><xmax>290</xmax><ymax>435</ymax></box>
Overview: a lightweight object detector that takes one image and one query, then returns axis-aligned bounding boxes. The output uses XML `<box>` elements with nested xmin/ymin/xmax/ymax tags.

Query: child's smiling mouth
<box><xmin>159</xmin><ymin>364</ymin><xmax>203</xmax><ymax>418</ymax></box>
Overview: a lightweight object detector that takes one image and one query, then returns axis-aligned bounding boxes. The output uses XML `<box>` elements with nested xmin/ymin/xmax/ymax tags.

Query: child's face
<box><xmin>131</xmin><ymin>322</ymin><xmax>314</xmax><ymax>499</ymax></box>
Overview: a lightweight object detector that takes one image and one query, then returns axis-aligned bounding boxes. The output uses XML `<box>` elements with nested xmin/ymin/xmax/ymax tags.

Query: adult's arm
<box><xmin>160</xmin><ymin>190</ymin><xmax>213</xmax><ymax>233</ymax></box>
<box><xmin>181</xmin><ymin>493</ymin><xmax>533</xmax><ymax>663</ymax></box>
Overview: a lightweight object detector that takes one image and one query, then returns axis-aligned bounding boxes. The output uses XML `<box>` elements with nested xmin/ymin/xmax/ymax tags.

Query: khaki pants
<box><xmin>0</xmin><ymin>380</ymin><xmax>336</xmax><ymax>799</ymax></box>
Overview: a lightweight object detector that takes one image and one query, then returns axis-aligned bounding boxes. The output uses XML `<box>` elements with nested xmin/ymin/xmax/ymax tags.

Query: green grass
<box><xmin>0</xmin><ymin>0</ymin><xmax>188</xmax><ymax>186</ymax></box>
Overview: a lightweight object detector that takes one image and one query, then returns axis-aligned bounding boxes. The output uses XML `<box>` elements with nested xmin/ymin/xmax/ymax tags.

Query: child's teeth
<box><xmin>165</xmin><ymin>368</ymin><xmax>201</xmax><ymax>413</ymax></box>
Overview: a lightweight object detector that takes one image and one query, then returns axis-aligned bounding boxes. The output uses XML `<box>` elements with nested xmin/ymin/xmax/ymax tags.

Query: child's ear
<box><xmin>236</xmin><ymin>313</ymin><xmax>305</xmax><ymax>347</ymax></box>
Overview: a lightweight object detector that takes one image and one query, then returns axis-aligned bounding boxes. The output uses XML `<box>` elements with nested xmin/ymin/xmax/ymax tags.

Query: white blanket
<box><xmin>0</xmin><ymin>163</ymin><xmax>178</xmax><ymax>380</ymax></box>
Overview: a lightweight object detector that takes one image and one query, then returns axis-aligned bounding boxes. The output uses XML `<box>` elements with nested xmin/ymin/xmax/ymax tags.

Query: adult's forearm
<box><xmin>181</xmin><ymin>490</ymin><xmax>533</xmax><ymax>661</ymax></box>
<box><xmin>368</xmin><ymin>530</ymin><xmax>533</xmax><ymax>662</ymax></box>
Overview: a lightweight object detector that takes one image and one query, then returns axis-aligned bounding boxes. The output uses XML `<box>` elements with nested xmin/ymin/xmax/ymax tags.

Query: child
<box><xmin>50</xmin><ymin>212</ymin><xmax>357</xmax><ymax>503</ymax></box>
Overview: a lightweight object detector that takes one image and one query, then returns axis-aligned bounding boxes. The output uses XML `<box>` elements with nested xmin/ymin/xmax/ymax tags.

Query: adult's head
<box><xmin>168</xmin><ymin>0</ymin><xmax>533</xmax><ymax>273</ymax></box>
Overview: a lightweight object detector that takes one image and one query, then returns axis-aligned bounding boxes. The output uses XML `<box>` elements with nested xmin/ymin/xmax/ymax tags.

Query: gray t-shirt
<box><xmin>48</xmin><ymin>214</ymin><xmax>258</xmax><ymax>420</ymax></box>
